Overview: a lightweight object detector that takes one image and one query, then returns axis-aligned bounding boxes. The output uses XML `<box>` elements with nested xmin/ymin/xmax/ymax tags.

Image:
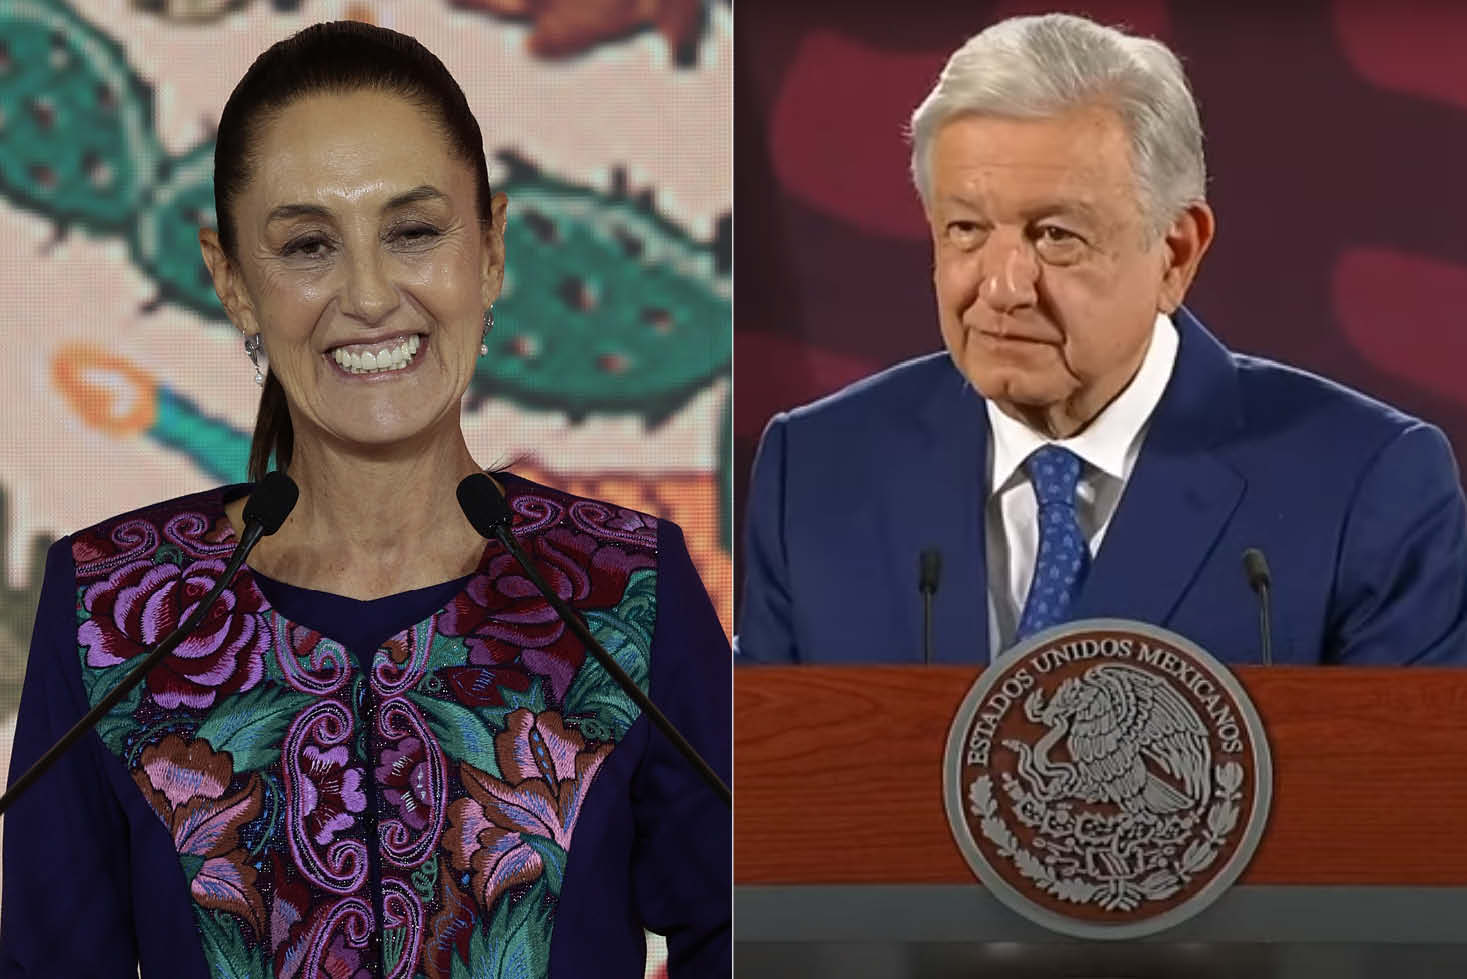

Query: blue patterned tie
<box><xmin>1015</xmin><ymin>445</ymin><xmax>1090</xmax><ymax>641</ymax></box>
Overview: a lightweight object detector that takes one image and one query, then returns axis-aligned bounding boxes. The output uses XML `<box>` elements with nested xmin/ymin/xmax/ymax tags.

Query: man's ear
<box><xmin>1157</xmin><ymin>201</ymin><xmax>1215</xmax><ymax>313</ymax></box>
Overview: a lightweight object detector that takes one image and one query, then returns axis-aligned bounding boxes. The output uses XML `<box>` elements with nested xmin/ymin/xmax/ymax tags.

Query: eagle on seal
<box><xmin>1007</xmin><ymin>663</ymin><xmax>1211</xmax><ymax>815</ymax></box>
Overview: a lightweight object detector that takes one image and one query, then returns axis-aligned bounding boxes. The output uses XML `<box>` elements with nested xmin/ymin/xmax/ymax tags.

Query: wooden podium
<box><xmin>735</xmin><ymin>666</ymin><xmax>1467</xmax><ymax>977</ymax></box>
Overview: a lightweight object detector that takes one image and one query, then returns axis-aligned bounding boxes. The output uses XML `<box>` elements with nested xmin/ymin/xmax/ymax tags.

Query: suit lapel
<box><xmin>894</xmin><ymin>360</ymin><xmax>990</xmax><ymax>662</ymax></box>
<box><xmin>1071</xmin><ymin>309</ymin><xmax>1246</xmax><ymax>626</ymax></box>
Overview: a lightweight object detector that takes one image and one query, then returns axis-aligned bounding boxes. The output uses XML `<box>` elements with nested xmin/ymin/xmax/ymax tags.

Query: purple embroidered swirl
<box><xmin>283</xmin><ymin>700</ymin><xmax>367</xmax><ymax>895</ymax></box>
<box><xmin>273</xmin><ymin>617</ymin><xmax>352</xmax><ymax>696</ymax></box>
<box><xmin>376</xmin><ymin>698</ymin><xmax>447</xmax><ymax>869</ymax></box>
<box><xmin>381</xmin><ymin>879</ymin><xmax>425</xmax><ymax>979</ymax></box>
<box><xmin>507</xmin><ymin>494</ymin><xmax>564</xmax><ymax>536</ymax></box>
<box><xmin>372</xmin><ymin>620</ymin><xmax>433</xmax><ymax>697</ymax></box>
<box><xmin>162</xmin><ymin>511</ymin><xmax>235</xmax><ymax>559</ymax></box>
<box><xmin>568</xmin><ymin>500</ymin><xmax>658</xmax><ymax>548</ymax></box>
<box><xmin>302</xmin><ymin>896</ymin><xmax>374</xmax><ymax>979</ymax></box>
<box><xmin>73</xmin><ymin>518</ymin><xmax>159</xmax><ymax>576</ymax></box>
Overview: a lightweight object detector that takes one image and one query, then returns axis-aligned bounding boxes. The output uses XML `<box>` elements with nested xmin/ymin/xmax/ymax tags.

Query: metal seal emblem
<box><xmin>943</xmin><ymin>619</ymin><xmax>1273</xmax><ymax>939</ymax></box>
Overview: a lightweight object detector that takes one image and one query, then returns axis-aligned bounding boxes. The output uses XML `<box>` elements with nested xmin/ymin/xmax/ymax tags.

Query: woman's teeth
<box><xmin>332</xmin><ymin>335</ymin><xmax>420</xmax><ymax>374</ymax></box>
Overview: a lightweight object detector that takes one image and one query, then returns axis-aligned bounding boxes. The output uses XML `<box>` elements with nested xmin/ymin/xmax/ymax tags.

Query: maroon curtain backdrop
<box><xmin>734</xmin><ymin>0</ymin><xmax>1467</xmax><ymax>615</ymax></box>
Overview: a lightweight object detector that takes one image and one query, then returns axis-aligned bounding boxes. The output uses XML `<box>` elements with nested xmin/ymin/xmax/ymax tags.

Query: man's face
<box><xmin>926</xmin><ymin>106</ymin><xmax>1197</xmax><ymax>435</ymax></box>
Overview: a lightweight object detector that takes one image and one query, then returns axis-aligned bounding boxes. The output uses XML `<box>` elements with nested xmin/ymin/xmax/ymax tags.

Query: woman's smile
<box><xmin>326</xmin><ymin>331</ymin><xmax>430</xmax><ymax>379</ymax></box>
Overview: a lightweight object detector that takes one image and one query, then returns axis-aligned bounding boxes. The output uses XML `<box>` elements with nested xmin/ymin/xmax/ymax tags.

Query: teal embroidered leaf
<box><xmin>179</xmin><ymin>852</ymin><xmax>205</xmax><ymax>884</ymax></box>
<box><xmin>479</xmin><ymin>881</ymin><xmax>553</xmax><ymax>978</ymax></box>
<box><xmin>410</xmin><ymin>694</ymin><xmax>503</xmax><ymax>778</ymax></box>
<box><xmin>423</xmin><ymin>631</ymin><xmax>470</xmax><ymax>675</ymax></box>
<box><xmin>563</xmin><ymin>569</ymin><xmax>655</xmax><ymax>740</ymax></box>
<box><xmin>81</xmin><ymin>660</ymin><xmax>138</xmax><ymax>709</ymax></box>
<box><xmin>383</xmin><ymin>925</ymin><xmax>407</xmax><ymax>975</ymax></box>
<box><xmin>85</xmin><ymin>664</ymin><xmax>144</xmax><ymax>754</ymax></box>
<box><xmin>196</xmin><ymin>908</ymin><xmax>269</xmax><ymax>978</ymax></box>
<box><xmin>195</xmin><ymin>684</ymin><xmax>314</xmax><ymax>771</ymax></box>
<box><xmin>499</xmin><ymin>674</ymin><xmax>547</xmax><ymax>713</ymax></box>
<box><xmin>522</xmin><ymin>834</ymin><xmax>567</xmax><ymax>895</ymax></box>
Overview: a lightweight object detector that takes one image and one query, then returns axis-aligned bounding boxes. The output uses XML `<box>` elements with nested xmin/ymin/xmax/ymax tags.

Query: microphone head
<box><xmin>242</xmin><ymin>471</ymin><xmax>299</xmax><ymax>535</ymax></box>
<box><xmin>456</xmin><ymin>472</ymin><xmax>514</xmax><ymax>540</ymax></box>
<box><xmin>1242</xmin><ymin>547</ymin><xmax>1272</xmax><ymax>591</ymax></box>
<box><xmin>918</xmin><ymin>548</ymin><xmax>942</xmax><ymax>594</ymax></box>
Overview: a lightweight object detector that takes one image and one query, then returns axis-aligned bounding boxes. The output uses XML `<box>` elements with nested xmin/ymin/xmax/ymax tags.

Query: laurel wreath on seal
<box><xmin>968</xmin><ymin>761</ymin><xmax>1245</xmax><ymax>908</ymax></box>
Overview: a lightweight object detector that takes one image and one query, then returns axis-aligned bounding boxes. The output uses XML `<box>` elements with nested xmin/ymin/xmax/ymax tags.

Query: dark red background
<box><xmin>734</xmin><ymin>0</ymin><xmax>1467</xmax><ymax>614</ymax></box>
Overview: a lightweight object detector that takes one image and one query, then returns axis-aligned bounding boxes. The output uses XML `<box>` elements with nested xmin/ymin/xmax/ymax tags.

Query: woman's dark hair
<box><xmin>213</xmin><ymin>21</ymin><xmax>494</xmax><ymax>480</ymax></box>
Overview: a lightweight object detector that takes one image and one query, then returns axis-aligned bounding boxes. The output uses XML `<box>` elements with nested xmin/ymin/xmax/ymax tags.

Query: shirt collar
<box><xmin>987</xmin><ymin>312</ymin><xmax>1179</xmax><ymax>495</ymax></box>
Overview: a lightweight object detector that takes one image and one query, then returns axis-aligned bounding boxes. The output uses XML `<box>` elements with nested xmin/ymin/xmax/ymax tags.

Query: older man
<box><xmin>737</xmin><ymin>13</ymin><xmax>1467</xmax><ymax>665</ymax></box>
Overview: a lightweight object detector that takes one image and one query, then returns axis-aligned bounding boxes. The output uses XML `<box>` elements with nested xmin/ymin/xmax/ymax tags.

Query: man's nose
<box><xmin>978</xmin><ymin>238</ymin><xmax>1040</xmax><ymax>314</ymax></box>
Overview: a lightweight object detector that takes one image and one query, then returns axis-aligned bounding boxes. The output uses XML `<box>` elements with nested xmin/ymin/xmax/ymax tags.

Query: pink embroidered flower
<box><xmin>80</xmin><ymin>557</ymin><xmax>267</xmax><ymax>709</ymax></box>
<box><xmin>131</xmin><ymin>735</ymin><xmax>265</xmax><ymax>937</ymax></box>
<box><xmin>443</xmin><ymin>709</ymin><xmax>611</xmax><ymax>913</ymax></box>
<box><xmin>300</xmin><ymin>745</ymin><xmax>367</xmax><ymax>846</ymax></box>
<box><xmin>376</xmin><ymin>736</ymin><xmax>432</xmax><ymax>831</ymax></box>
<box><xmin>322</xmin><ymin>934</ymin><xmax>371</xmax><ymax>979</ymax></box>
<box><xmin>439</xmin><ymin>528</ymin><xmax>652</xmax><ymax>699</ymax></box>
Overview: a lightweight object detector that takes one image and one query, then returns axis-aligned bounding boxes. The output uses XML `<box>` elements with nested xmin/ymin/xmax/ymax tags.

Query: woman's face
<box><xmin>202</xmin><ymin>89</ymin><xmax>506</xmax><ymax>459</ymax></box>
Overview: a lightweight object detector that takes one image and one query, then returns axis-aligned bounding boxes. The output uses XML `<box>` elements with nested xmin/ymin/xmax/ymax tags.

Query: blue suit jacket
<box><xmin>737</xmin><ymin>309</ymin><xmax>1467</xmax><ymax>666</ymax></box>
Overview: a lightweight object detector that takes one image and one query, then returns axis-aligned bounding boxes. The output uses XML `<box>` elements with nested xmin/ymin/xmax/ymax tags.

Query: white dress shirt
<box><xmin>985</xmin><ymin>313</ymin><xmax>1179</xmax><ymax>656</ymax></box>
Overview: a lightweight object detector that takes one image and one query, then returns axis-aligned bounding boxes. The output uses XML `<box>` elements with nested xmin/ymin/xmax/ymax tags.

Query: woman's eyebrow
<box><xmin>385</xmin><ymin>185</ymin><xmax>450</xmax><ymax>209</ymax></box>
<box><xmin>264</xmin><ymin>186</ymin><xmax>449</xmax><ymax>225</ymax></box>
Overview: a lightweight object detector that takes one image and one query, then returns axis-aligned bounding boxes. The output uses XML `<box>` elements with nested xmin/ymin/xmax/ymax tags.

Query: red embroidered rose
<box><xmin>81</xmin><ymin>557</ymin><xmax>268</xmax><ymax>710</ymax></box>
<box><xmin>439</xmin><ymin>528</ymin><xmax>651</xmax><ymax>699</ymax></box>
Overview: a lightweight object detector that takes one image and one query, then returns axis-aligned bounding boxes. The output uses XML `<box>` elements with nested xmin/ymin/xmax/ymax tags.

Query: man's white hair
<box><xmin>909</xmin><ymin>13</ymin><xmax>1205</xmax><ymax>235</ymax></box>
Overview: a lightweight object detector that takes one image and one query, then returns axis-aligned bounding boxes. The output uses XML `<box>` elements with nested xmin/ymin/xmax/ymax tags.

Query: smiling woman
<box><xmin>1</xmin><ymin>21</ymin><xmax>730</xmax><ymax>979</ymax></box>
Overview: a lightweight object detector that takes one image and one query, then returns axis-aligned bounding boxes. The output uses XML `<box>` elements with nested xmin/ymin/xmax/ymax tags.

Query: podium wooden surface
<box><xmin>735</xmin><ymin>665</ymin><xmax>1467</xmax><ymax>886</ymax></box>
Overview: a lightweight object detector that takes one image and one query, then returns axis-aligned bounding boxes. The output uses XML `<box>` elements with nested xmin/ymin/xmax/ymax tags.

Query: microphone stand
<box><xmin>489</xmin><ymin>522</ymin><xmax>731</xmax><ymax>807</ymax></box>
<box><xmin>0</xmin><ymin>472</ymin><xmax>297</xmax><ymax>817</ymax></box>
<box><xmin>0</xmin><ymin>520</ymin><xmax>269</xmax><ymax>815</ymax></box>
<box><xmin>459</xmin><ymin>475</ymin><xmax>730</xmax><ymax>807</ymax></box>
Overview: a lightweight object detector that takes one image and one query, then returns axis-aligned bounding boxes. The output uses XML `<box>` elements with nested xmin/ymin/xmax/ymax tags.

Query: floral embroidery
<box><xmin>131</xmin><ymin>735</ymin><xmax>267</xmax><ymax>937</ymax></box>
<box><xmin>444</xmin><ymin>709</ymin><xmax>609</xmax><ymax>911</ymax></box>
<box><xmin>80</xmin><ymin>557</ymin><xmax>268</xmax><ymax>709</ymax></box>
<box><xmin>299</xmin><ymin>745</ymin><xmax>367</xmax><ymax>846</ymax></box>
<box><xmin>74</xmin><ymin>477</ymin><xmax>657</xmax><ymax>977</ymax></box>
<box><xmin>440</xmin><ymin>527</ymin><xmax>654</xmax><ymax>700</ymax></box>
<box><xmin>376</xmin><ymin>735</ymin><xmax>432</xmax><ymax>832</ymax></box>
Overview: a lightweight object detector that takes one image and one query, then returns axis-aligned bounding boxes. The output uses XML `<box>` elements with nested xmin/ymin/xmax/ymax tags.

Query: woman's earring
<box><xmin>480</xmin><ymin>307</ymin><xmax>493</xmax><ymax>357</ymax></box>
<box><xmin>243</xmin><ymin>334</ymin><xmax>264</xmax><ymax>385</ymax></box>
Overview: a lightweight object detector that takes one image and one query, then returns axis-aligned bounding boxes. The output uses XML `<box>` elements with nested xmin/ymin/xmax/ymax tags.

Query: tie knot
<box><xmin>1024</xmin><ymin>445</ymin><xmax>1082</xmax><ymax>507</ymax></box>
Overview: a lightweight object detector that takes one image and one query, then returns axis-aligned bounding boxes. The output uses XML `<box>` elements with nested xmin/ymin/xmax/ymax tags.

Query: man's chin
<box><xmin>954</xmin><ymin>357</ymin><xmax>1075</xmax><ymax>409</ymax></box>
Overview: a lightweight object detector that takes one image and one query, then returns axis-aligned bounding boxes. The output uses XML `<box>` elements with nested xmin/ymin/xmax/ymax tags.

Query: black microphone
<box><xmin>1242</xmin><ymin>547</ymin><xmax>1273</xmax><ymax>666</ymax></box>
<box><xmin>919</xmin><ymin>549</ymin><xmax>941</xmax><ymax>665</ymax></box>
<box><xmin>0</xmin><ymin>472</ymin><xmax>299</xmax><ymax>816</ymax></box>
<box><xmin>456</xmin><ymin>473</ymin><xmax>731</xmax><ymax>807</ymax></box>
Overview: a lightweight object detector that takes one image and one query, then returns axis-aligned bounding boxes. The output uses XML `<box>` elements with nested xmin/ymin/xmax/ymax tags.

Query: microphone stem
<box><xmin>0</xmin><ymin>524</ymin><xmax>263</xmax><ymax>816</ymax></box>
<box><xmin>923</xmin><ymin>591</ymin><xmax>934</xmax><ymax>665</ymax></box>
<box><xmin>492</xmin><ymin>526</ymin><xmax>731</xmax><ymax>808</ymax></box>
<box><xmin>1258</xmin><ymin>584</ymin><xmax>1273</xmax><ymax>666</ymax></box>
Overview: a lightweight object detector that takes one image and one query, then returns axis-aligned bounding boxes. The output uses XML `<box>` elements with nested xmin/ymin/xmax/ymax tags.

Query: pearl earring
<box><xmin>243</xmin><ymin>334</ymin><xmax>264</xmax><ymax>385</ymax></box>
<box><xmin>481</xmin><ymin>307</ymin><xmax>494</xmax><ymax>357</ymax></box>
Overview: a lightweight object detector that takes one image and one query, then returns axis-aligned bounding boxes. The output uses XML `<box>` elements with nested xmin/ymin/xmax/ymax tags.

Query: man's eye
<box><xmin>947</xmin><ymin>222</ymin><xmax>985</xmax><ymax>245</ymax></box>
<box><xmin>1038</xmin><ymin>226</ymin><xmax>1079</xmax><ymax>243</ymax></box>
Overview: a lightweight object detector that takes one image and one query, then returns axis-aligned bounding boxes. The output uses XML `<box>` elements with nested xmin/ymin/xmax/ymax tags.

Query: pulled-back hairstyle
<box><xmin>909</xmin><ymin>13</ymin><xmax>1204</xmax><ymax>239</ymax></box>
<box><xmin>213</xmin><ymin>21</ymin><xmax>493</xmax><ymax>480</ymax></box>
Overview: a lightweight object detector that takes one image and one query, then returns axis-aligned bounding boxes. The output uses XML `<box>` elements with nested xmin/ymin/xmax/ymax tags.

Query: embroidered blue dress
<box><xmin>0</xmin><ymin>473</ymin><xmax>731</xmax><ymax>977</ymax></box>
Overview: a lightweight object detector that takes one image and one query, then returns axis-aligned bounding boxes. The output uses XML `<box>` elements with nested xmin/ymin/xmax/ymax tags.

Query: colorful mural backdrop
<box><xmin>0</xmin><ymin>1</ymin><xmax>731</xmax><ymax>972</ymax></box>
<box><xmin>734</xmin><ymin>0</ymin><xmax>1467</xmax><ymax>616</ymax></box>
